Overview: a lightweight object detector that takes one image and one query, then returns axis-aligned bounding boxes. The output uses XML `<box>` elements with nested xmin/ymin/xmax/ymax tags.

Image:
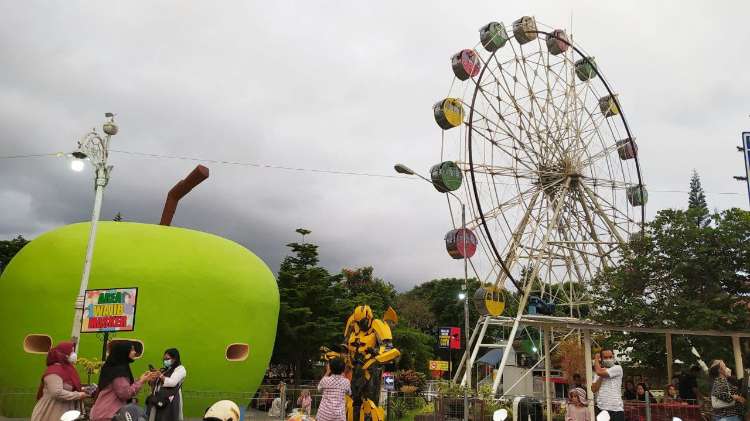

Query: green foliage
<box><xmin>393</xmin><ymin>326</ymin><xmax>434</xmax><ymax>372</ymax></box>
<box><xmin>395</xmin><ymin>295</ymin><xmax>436</xmax><ymax>332</ymax></box>
<box><xmin>0</xmin><ymin>235</ymin><xmax>29</xmax><ymax>274</ymax></box>
<box><xmin>436</xmin><ymin>380</ymin><xmax>470</xmax><ymax>397</ymax></box>
<box><xmin>390</xmin><ymin>394</ymin><xmax>427</xmax><ymax>420</ymax></box>
<box><xmin>390</xmin><ymin>397</ymin><xmax>409</xmax><ymax>419</ymax></box>
<box><xmin>402</xmin><ymin>278</ymin><xmax>481</xmax><ymax>330</ymax></box>
<box><xmin>590</xmin><ymin>207</ymin><xmax>750</xmax><ymax>369</ymax></box>
<box><xmin>688</xmin><ymin>170</ymin><xmax>709</xmax><ymax>225</ymax></box>
<box><xmin>273</xmin><ymin>232</ymin><xmax>346</xmax><ymax>381</ymax></box>
<box><xmin>341</xmin><ymin>266</ymin><xmax>397</xmax><ymax>315</ymax></box>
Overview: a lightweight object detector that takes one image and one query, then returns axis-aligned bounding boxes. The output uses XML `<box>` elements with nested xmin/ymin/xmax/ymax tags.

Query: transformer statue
<box><xmin>321</xmin><ymin>305</ymin><xmax>400</xmax><ymax>421</ymax></box>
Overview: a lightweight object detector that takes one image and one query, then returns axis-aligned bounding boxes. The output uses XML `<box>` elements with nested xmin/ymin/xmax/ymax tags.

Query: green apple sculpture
<box><xmin>0</xmin><ymin>221</ymin><xmax>279</xmax><ymax>417</ymax></box>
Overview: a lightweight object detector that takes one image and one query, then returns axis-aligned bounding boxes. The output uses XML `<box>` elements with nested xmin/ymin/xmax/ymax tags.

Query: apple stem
<box><xmin>159</xmin><ymin>165</ymin><xmax>210</xmax><ymax>226</ymax></box>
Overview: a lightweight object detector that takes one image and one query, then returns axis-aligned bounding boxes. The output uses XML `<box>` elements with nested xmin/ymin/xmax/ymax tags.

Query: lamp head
<box><xmin>394</xmin><ymin>163</ymin><xmax>415</xmax><ymax>175</ymax></box>
<box><xmin>70</xmin><ymin>159</ymin><xmax>85</xmax><ymax>172</ymax></box>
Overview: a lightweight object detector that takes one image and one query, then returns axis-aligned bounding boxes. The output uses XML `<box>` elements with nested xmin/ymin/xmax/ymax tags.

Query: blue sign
<box><xmin>383</xmin><ymin>372</ymin><xmax>395</xmax><ymax>391</ymax></box>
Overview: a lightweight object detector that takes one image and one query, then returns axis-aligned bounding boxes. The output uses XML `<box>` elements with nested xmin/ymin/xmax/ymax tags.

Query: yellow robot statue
<box><xmin>321</xmin><ymin>305</ymin><xmax>400</xmax><ymax>421</ymax></box>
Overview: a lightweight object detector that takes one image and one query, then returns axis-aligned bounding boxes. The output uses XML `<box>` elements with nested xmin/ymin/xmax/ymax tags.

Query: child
<box><xmin>297</xmin><ymin>389</ymin><xmax>312</xmax><ymax>416</ymax></box>
<box><xmin>316</xmin><ymin>359</ymin><xmax>351</xmax><ymax>421</ymax></box>
<box><xmin>566</xmin><ymin>387</ymin><xmax>590</xmax><ymax>421</ymax></box>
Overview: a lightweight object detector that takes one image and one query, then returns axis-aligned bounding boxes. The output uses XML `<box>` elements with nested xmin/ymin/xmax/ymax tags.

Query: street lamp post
<box><xmin>70</xmin><ymin>113</ymin><xmax>118</xmax><ymax>352</ymax></box>
<box><xmin>394</xmin><ymin>163</ymin><xmax>471</xmax><ymax>421</ymax></box>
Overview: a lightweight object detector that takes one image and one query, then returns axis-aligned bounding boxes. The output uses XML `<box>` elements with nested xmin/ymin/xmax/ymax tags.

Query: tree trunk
<box><xmin>295</xmin><ymin>356</ymin><xmax>304</xmax><ymax>385</ymax></box>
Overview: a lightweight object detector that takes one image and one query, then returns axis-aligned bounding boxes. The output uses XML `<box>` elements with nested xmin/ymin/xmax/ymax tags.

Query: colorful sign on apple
<box><xmin>82</xmin><ymin>287</ymin><xmax>138</xmax><ymax>332</ymax></box>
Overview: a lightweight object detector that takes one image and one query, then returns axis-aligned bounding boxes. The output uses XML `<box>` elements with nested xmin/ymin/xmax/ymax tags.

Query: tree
<box><xmin>0</xmin><ymin>235</ymin><xmax>29</xmax><ymax>274</ymax></box>
<box><xmin>341</xmin><ymin>266</ymin><xmax>397</xmax><ymax>315</ymax></box>
<box><xmin>393</xmin><ymin>325</ymin><xmax>435</xmax><ymax>372</ymax></box>
<box><xmin>395</xmin><ymin>295</ymin><xmax>436</xmax><ymax>332</ymax></box>
<box><xmin>590</xmin><ymin>207</ymin><xmax>750</xmax><ymax>369</ymax></box>
<box><xmin>688</xmin><ymin>170</ymin><xmax>709</xmax><ymax>225</ymax></box>
<box><xmin>272</xmin><ymin>230</ymin><xmax>346</xmax><ymax>383</ymax></box>
<box><xmin>404</xmin><ymin>277</ymin><xmax>481</xmax><ymax>330</ymax></box>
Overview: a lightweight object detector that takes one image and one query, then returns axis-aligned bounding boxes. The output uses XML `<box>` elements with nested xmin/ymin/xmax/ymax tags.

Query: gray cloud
<box><xmin>2</xmin><ymin>1</ymin><xmax>749</xmax><ymax>290</ymax></box>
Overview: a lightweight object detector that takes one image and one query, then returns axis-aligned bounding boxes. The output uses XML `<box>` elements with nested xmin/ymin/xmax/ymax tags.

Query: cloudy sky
<box><xmin>1</xmin><ymin>1</ymin><xmax>749</xmax><ymax>290</ymax></box>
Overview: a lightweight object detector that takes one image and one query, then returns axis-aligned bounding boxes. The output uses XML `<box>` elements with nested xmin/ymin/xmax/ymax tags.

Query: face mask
<box><xmin>163</xmin><ymin>359</ymin><xmax>173</xmax><ymax>368</ymax></box>
<box><xmin>602</xmin><ymin>359</ymin><xmax>615</xmax><ymax>368</ymax></box>
<box><xmin>68</xmin><ymin>352</ymin><xmax>78</xmax><ymax>364</ymax></box>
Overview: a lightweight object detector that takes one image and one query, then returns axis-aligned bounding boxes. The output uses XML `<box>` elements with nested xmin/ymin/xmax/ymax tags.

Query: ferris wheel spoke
<box><xmin>579</xmin><ymin>140</ymin><xmax>620</xmax><ymax>168</ymax></box>
<box><xmin>578</xmin><ymin>184</ymin><xmax>629</xmax><ymax>244</ymax></box>
<box><xmin>470</xmin><ymin>186</ymin><xmax>538</xmax><ymax>228</ymax></box>
<box><xmin>581</xmin><ymin>183</ymin><xmax>635</xmax><ymax>225</ymax></box>
<box><xmin>502</xmin><ymin>178</ymin><xmax>572</xmax><ymax>291</ymax></box>
<box><xmin>460</xmin><ymin>162</ymin><xmax>541</xmax><ymax>181</ymax></box>
<box><xmin>580</xmin><ymin>175</ymin><xmax>631</xmax><ymax>190</ymax></box>
<box><xmin>466</xmin><ymin>103</ymin><xmax>544</xmax><ymax>170</ymax></box>
<box><xmin>489</xmin><ymin>190</ymin><xmax>542</xmax><ymax>285</ymax></box>
<box><xmin>564</xmin><ymin>192</ymin><xmax>618</xmax><ymax>268</ymax></box>
<box><xmin>510</xmin><ymin>51</ymin><xmax>570</xmax><ymax>164</ymax></box>
<box><xmin>471</xmin><ymin>69</ymin><xmax>541</xmax><ymax>158</ymax></box>
<box><xmin>487</xmin><ymin>55</ymin><xmax>554</xmax><ymax>161</ymax></box>
<box><xmin>466</xmin><ymin>122</ymin><xmax>540</xmax><ymax>173</ymax></box>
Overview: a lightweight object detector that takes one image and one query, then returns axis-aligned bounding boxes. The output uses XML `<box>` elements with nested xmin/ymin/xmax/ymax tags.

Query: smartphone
<box><xmin>148</xmin><ymin>364</ymin><xmax>156</xmax><ymax>372</ymax></box>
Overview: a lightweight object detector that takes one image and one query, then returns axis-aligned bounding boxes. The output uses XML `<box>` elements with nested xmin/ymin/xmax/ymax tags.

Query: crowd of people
<box><xmin>27</xmin><ymin>340</ymin><xmax>749</xmax><ymax>421</ymax></box>
<box><xmin>29</xmin><ymin>341</ymin><xmax>347</xmax><ymax>421</ymax></box>
<box><xmin>566</xmin><ymin>350</ymin><xmax>749</xmax><ymax>421</ymax></box>
<box><xmin>30</xmin><ymin>340</ymin><xmax>187</xmax><ymax>421</ymax></box>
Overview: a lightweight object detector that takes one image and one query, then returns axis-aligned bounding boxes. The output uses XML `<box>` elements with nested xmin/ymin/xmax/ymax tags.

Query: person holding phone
<box><xmin>146</xmin><ymin>348</ymin><xmax>186</xmax><ymax>421</ymax></box>
<box><xmin>709</xmin><ymin>360</ymin><xmax>745</xmax><ymax>421</ymax></box>
<box><xmin>591</xmin><ymin>349</ymin><xmax>624</xmax><ymax>421</ymax></box>
<box><xmin>90</xmin><ymin>341</ymin><xmax>158</xmax><ymax>421</ymax></box>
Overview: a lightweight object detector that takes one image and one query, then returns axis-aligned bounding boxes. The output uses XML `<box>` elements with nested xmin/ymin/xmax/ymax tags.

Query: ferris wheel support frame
<box><xmin>488</xmin><ymin>179</ymin><xmax>570</xmax><ymax>396</ymax></box>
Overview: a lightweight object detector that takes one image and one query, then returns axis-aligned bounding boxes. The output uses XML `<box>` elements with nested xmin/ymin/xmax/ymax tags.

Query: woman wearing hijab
<box><xmin>90</xmin><ymin>341</ymin><xmax>157</xmax><ymax>421</ymax></box>
<box><xmin>147</xmin><ymin>348</ymin><xmax>187</xmax><ymax>421</ymax></box>
<box><xmin>31</xmin><ymin>341</ymin><xmax>88</xmax><ymax>421</ymax></box>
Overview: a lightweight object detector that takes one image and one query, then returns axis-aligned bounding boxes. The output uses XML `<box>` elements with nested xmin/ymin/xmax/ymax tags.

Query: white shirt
<box><xmin>593</xmin><ymin>365</ymin><xmax>623</xmax><ymax>412</ymax></box>
<box><xmin>161</xmin><ymin>365</ymin><xmax>187</xmax><ymax>387</ymax></box>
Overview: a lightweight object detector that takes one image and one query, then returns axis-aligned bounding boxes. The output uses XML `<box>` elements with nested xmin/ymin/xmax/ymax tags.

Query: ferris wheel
<box><xmin>433</xmin><ymin>16</ymin><xmax>646</xmax><ymax>322</ymax></box>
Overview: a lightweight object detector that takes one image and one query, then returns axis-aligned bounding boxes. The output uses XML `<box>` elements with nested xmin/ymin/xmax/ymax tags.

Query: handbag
<box><xmin>711</xmin><ymin>396</ymin><xmax>735</xmax><ymax>409</ymax></box>
<box><xmin>147</xmin><ymin>378</ymin><xmax>182</xmax><ymax>409</ymax></box>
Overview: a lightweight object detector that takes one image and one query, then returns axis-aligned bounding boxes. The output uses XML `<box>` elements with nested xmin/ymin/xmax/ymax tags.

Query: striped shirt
<box><xmin>317</xmin><ymin>375</ymin><xmax>351</xmax><ymax>421</ymax></box>
<box><xmin>593</xmin><ymin>365</ymin><xmax>623</xmax><ymax>412</ymax></box>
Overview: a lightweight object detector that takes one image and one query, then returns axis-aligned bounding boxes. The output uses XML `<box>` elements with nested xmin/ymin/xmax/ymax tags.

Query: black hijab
<box><xmin>163</xmin><ymin>348</ymin><xmax>182</xmax><ymax>376</ymax></box>
<box><xmin>99</xmin><ymin>340</ymin><xmax>135</xmax><ymax>390</ymax></box>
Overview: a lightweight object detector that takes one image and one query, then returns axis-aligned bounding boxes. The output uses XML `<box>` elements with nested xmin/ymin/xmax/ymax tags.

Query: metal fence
<box><xmin>622</xmin><ymin>399</ymin><xmax>706</xmax><ymax>421</ymax></box>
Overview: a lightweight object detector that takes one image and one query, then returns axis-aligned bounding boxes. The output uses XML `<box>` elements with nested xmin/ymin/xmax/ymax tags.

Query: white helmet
<box><xmin>203</xmin><ymin>400</ymin><xmax>241</xmax><ymax>421</ymax></box>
